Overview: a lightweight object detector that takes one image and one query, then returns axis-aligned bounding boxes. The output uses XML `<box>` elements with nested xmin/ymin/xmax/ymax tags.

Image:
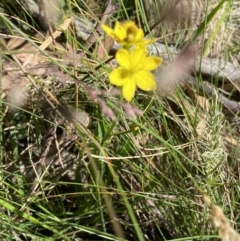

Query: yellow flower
<box><xmin>101</xmin><ymin>21</ymin><xmax>155</xmax><ymax>47</ymax></box>
<box><xmin>109</xmin><ymin>47</ymin><xmax>162</xmax><ymax>101</ymax></box>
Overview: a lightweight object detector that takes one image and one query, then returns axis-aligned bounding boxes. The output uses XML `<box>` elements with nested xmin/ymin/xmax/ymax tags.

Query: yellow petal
<box><xmin>130</xmin><ymin>47</ymin><xmax>147</xmax><ymax>70</ymax></box>
<box><xmin>143</xmin><ymin>38</ymin><xmax>156</xmax><ymax>45</ymax></box>
<box><xmin>122</xmin><ymin>78</ymin><xmax>136</xmax><ymax>102</ymax></box>
<box><xmin>122</xmin><ymin>21</ymin><xmax>136</xmax><ymax>30</ymax></box>
<box><xmin>114</xmin><ymin>22</ymin><xmax>126</xmax><ymax>41</ymax></box>
<box><xmin>116</xmin><ymin>49</ymin><xmax>131</xmax><ymax>69</ymax></box>
<box><xmin>101</xmin><ymin>24</ymin><xmax>116</xmax><ymax>39</ymax></box>
<box><xmin>144</xmin><ymin>56</ymin><xmax>162</xmax><ymax>71</ymax></box>
<box><xmin>134</xmin><ymin>28</ymin><xmax>144</xmax><ymax>41</ymax></box>
<box><xmin>134</xmin><ymin>71</ymin><xmax>157</xmax><ymax>91</ymax></box>
<box><xmin>124</xmin><ymin>22</ymin><xmax>139</xmax><ymax>41</ymax></box>
<box><xmin>109</xmin><ymin>67</ymin><xmax>129</xmax><ymax>86</ymax></box>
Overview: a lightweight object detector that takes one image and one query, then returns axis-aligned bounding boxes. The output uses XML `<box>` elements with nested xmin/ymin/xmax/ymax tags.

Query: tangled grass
<box><xmin>0</xmin><ymin>0</ymin><xmax>239</xmax><ymax>240</ymax></box>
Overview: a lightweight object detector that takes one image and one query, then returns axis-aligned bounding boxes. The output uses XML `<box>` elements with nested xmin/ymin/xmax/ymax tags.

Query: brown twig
<box><xmin>188</xmin><ymin>77</ymin><xmax>240</xmax><ymax>113</ymax></box>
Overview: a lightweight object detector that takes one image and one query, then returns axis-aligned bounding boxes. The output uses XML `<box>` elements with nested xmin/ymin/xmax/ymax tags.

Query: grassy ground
<box><xmin>0</xmin><ymin>0</ymin><xmax>239</xmax><ymax>240</ymax></box>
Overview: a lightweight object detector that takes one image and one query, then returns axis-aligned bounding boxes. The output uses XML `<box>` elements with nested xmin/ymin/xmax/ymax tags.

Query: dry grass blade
<box><xmin>212</xmin><ymin>205</ymin><xmax>240</xmax><ymax>241</ymax></box>
<box><xmin>203</xmin><ymin>194</ymin><xmax>240</xmax><ymax>241</ymax></box>
<box><xmin>0</xmin><ymin>0</ymin><xmax>239</xmax><ymax>240</ymax></box>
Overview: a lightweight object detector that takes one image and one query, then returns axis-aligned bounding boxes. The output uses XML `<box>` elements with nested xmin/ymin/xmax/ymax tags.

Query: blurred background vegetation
<box><xmin>0</xmin><ymin>0</ymin><xmax>239</xmax><ymax>240</ymax></box>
